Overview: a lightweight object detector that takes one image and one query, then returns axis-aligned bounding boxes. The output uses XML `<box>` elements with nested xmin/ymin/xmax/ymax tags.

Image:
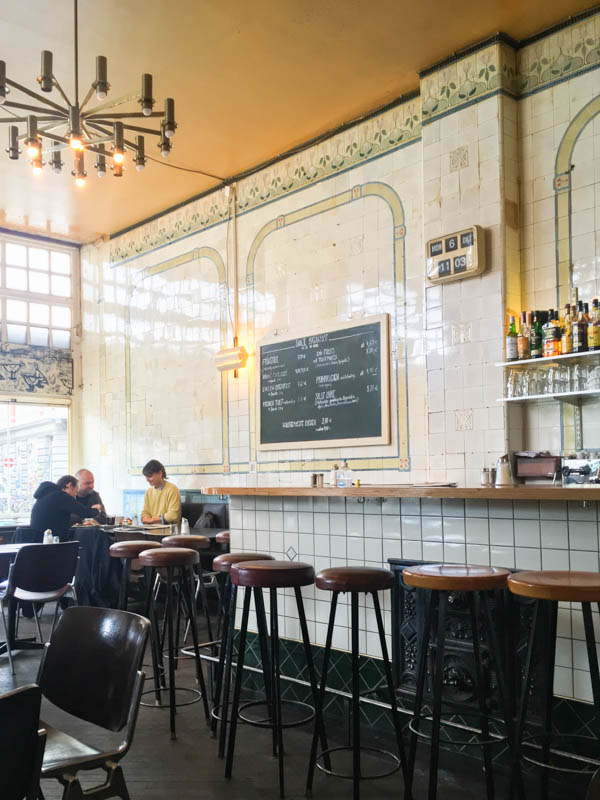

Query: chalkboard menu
<box><xmin>258</xmin><ymin>314</ymin><xmax>390</xmax><ymax>450</ymax></box>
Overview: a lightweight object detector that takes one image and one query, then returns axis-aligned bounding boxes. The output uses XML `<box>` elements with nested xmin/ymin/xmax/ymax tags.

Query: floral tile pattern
<box><xmin>0</xmin><ymin>343</ymin><xmax>72</xmax><ymax>396</ymax></box>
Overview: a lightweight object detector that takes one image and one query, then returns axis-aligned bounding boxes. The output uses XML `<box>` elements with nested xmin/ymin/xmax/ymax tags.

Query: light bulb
<box><xmin>75</xmin><ymin>176</ymin><xmax>86</xmax><ymax>187</ymax></box>
<box><xmin>97</xmin><ymin>168</ymin><xmax>106</xmax><ymax>178</ymax></box>
<box><xmin>27</xmin><ymin>144</ymin><xmax>40</xmax><ymax>158</ymax></box>
<box><xmin>136</xmin><ymin>162</ymin><xmax>145</xmax><ymax>172</ymax></box>
<box><xmin>142</xmin><ymin>103</ymin><xmax>152</xmax><ymax>117</ymax></box>
<box><xmin>70</xmin><ymin>137</ymin><xmax>83</xmax><ymax>150</ymax></box>
<box><xmin>52</xmin><ymin>165</ymin><xmax>61</xmax><ymax>175</ymax></box>
<box><xmin>96</xmin><ymin>89</ymin><xmax>107</xmax><ymax>100</ymax></box>
<box><xmin>32</xmin><ymin>164</ymin><xmax>43</xmax><ymax>176</ymax></box>
<box><xmin>113</xmin><ymin>151</ymin><xmax>124</xmax><ymax>164</ymax></box>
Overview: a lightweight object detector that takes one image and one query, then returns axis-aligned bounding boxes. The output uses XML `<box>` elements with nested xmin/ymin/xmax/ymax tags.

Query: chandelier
<box><xmin>0</xmin><ymin>0</ymin><xmax>177</xmax><ymax>187</ymax></box>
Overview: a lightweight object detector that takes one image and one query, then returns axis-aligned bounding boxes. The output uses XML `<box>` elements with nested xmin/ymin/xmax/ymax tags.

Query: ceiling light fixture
<box><xmin>0</xmin><ymin>0</ymin><xmax>177</xmax><ymax>187</ymax></box>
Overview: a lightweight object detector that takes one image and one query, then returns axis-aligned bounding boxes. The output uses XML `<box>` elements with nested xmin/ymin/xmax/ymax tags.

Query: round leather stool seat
<box><xmin>109</xmin><ymin>540</ymin><xmax>161</xmax><ymax>559</ymax></box>
<box><xmin>213</xmin><ymin>552</ymin><xmax>274</xmax><ymax>573</ymax></box>
<box><xmin>231</xmin><ymin>559</ymin><xmax>315</xmax><ymax>589</ymax></box>
<box><xmin>161</xmin><ymin>534</ymin><xmax>210</xmax><ymax>551</ymax></box>
<box><xmin>216</xmin><ymin>531</ymin><xmax>230</xmax><ymax>544</ymax></box>
<box><xmin>139</xmin><ymin>546</ymin><xmax>199</xmax><ymax>568</ymax></box>
<box><xmin>316</xmin><ymin>566</ymin><xmax>393</xmax><ymax>593</ymax></box>
<box><xmin>508</xmin><ymin>570</ymin><xmax>600</xmax><ymax>602</ymax></box>
<box><xmin>403</xmin><ymin>564</ymin><xmax>510</xmax><ymax>591</ymax></box>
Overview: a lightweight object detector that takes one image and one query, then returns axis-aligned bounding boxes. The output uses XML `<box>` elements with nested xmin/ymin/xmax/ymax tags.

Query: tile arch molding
<box><xmin>125</xmin><ymin>246</ymin><xmax>231</xmax><ymax>476</ymax></box>
<box><xmin>554</xmin><ymin>92</ymin><xmax>600</xmax><ymax>307</ymax></box>
<box><xmin>244</xmin><ymin>180</ymin><xmax>410</xmax><ymax>474</ymax></box>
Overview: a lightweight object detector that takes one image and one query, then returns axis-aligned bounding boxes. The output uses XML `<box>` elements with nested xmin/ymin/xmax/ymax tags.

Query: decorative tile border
<box><xmin>107</xmin><ymin>10</ymin><xmax>600</xmax><ymax>265</ymax></box>
<box><xmin>0</xmin><ymin>343</ymin><xmax>72</xmax><ymax>396</ymax></box>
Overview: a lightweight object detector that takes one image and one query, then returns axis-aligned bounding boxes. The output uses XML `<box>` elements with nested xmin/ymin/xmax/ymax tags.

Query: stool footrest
<box><xmin>315</xmin><ymin>745</ymin><xmax>401</xmax><ymax>780</ymax></box>
<box><xmin>409</xmin><ymin>712</ymin><xmax>508</xmax><ymax>747</ymax></box>
<box><xmin>521</xmin><ymin>733</ymin><xmax>600</xmax><ymax>774</ymax></box>
<box><xmin>238</xmin><ymin>698</ymin><xmax>315</xmax><ymax>729</ymax></box>
<box><xmin>140</xmin><ymin>686</ymin><xmax>204</xmax><ymax>709</ymax></box>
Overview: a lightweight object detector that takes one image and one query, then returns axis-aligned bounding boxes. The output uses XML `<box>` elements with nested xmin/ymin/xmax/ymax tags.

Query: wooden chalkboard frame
<box><xmin>257</xmin><ymin>313</ymin><xmax>390</xmax><ymax>451</ymax></box>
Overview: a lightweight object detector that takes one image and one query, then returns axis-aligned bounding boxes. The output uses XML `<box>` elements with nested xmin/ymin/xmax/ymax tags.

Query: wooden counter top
<box><xmin>202</xmin><ymin>485</ymin><xmax>600</xmax><ymax>501</ymax></box>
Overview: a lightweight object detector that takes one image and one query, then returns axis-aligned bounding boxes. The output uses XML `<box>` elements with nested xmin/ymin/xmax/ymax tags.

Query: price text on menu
<box><xmin>259</xmin><ymin>320</ymin><xmax>385</xmax><ymax>446</ymax></box>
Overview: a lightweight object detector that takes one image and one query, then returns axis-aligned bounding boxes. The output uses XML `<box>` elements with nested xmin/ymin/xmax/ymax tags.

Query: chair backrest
<box><xmin>587</xmin><ymin>768</ymin><xmax>600</xmax><ymax>800</ymax></box>
<box><xmin>0</xmin><ymin>684</ymin><xmax>46</xmax><ymax>800</ymax></box>
<box><xmin>38</xmin><ymin>605</ymin><xmax>149</xmax><ymax>732</ymax></box>
<box><xmin>10</xmin><ymin>541</ymin><xmax>79</xmax><ymax>593</ymax></box>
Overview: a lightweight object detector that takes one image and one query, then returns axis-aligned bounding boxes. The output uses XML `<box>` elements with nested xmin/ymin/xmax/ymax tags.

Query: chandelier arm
<box><xmin>83</xmin><ymin>111</ymin><xmax>164</xmax><ymax>120</ymax></box>
<box><xmin>37</xmin><ymin>130</ymin><xmax>70</xmax><ymax>145</ymax></box>
<box><xmin>3</xmin><ymin>101</ymin><xmax>67</xmax><ymax>117</ymax></box>
<box><xmin>79</xmin><ymin>86</ymin><xmax>95</xmax><ymax>113</ymax></box>
<box><xmin>86</xmin><ymin>120</ymin><xmax>140</xmax><ymax>153</ymax></box>
<box><xmin>110</xmin><ymin>123</ymin><xmax>162</xmax><ymax>136</ymax></box>
<box><xmin>52</xmin><ymin>77</ymin><xmax>72</xmax><ymax>108</ymax></box>
<box><xmin>0</xmin><ymin>116</ymin><xmax>27</xmax><ymax>123</ymax></box>
<box><xmin>83</xmin><ymin>91</ymin><xmax>141</xmax><ymax>115</ymax></box>
<box><xmin>5</xmin><ymin>78</ymin><xmax>67</xmax><ymax>113</ymax></box>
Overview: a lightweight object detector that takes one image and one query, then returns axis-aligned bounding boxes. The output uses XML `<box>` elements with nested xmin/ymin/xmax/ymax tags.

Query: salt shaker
<box><xmin>480</xmin><ymin>468</ymin><xmax>490</xmax><ymax>487</ymax></box>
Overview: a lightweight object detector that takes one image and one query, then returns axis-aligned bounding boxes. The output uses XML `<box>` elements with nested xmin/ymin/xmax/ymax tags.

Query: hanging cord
<box><xmin>73</xmin><ymin>0</ymin><xmax>79</xmax><ymax>105</ymax></box>
<box><xmin>144</xmin><ymin>153</ymin><xmax>225</xmax><ymax>182</ymax></box>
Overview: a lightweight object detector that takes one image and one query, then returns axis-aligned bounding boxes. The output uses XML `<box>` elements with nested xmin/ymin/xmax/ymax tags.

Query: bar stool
<box><xmin>139</xmin><ymin>546</ymin><xmax>209</xmax><ymax>739</ymax></box>
<box><xmin>109</xmin><ymin>539</ymin><xmax>161</xmax><ymax>611</ymax></box>
<box><xmin>402</xmin><ymin>564</ymin><xmax>513</xmax><ymax>800</ymax></box>
<box><xmin>306</xmin><ymin>567</ymin><xmax>409</xmax><ymax>800</ymax></box>
<box><xmin>216</xmin><ymin>531</ymin><xmax>230</xmax><ymax>545</ymax></box>
<box><xmin>225</xmin><ymin>560</ymin><xmax>325</xmax><ymax>797</ymax></box>
<box><xmin>508</xmin><ymin>571</ymin><xmax>600</xmax><ymax>799</ymax></box>
<box><xmin>211</xmin><ymin>552</ymin><xmax>274</xmax><ymax>757</ymax></box>
<box><xmin>161</xmin><ymin>534</ymin><xmax>213</xmax><ymax>645</ymax></box>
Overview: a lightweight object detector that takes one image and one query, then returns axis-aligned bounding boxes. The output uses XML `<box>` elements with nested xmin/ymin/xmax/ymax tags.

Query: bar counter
<box><xmin>204</xmin><ymin>485</ymin><xmax>600</xmax><ymax>500</ymax></box>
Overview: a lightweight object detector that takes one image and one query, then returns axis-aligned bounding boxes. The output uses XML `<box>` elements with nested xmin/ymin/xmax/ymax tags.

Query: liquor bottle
<box><xmin>588</xmin><ymin>298</ymin><xmax>600</xmax><ymax>351</ymax></box>
<box><xmin>561</xmin><ymin>304</ymin><xmax>573</xmax><ymax>354</ymax></box>
<box><xmin>506</xmin><ymin>315</ymin><xmax>518</xmax><ymax>361</ymax></box>
<box><xmin>517</xmin><ymin>311</ymin><xmax>530</xmax><ymax>360</ymax></box>
<box><xmin>543</xmin><ymin>310</ymin><xmax>561</xmax><ymax>357</ymax></box>
<box><xmin>584</xmin><ymin>302</ymin><xmax>591</xmax><ymax>322</ymax></box>
<box><xmin>530</xmin><ymin>313</ymin><xmax>543</xmax><ymax>358</ymax></box>
<box><xmin>573</xmin><ymin>303</ymin><xmax>588</xmax><ymax>353</ymax></box>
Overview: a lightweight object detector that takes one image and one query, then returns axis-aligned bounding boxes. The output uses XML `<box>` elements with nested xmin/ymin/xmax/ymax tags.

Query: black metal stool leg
<box><xmin>428</xmin><ymin>590</ymin><xmax>447</xmax><ymax>800</ymax></box>
<box><xmin>181</xmin><ymin>564</ymin><xmax>210</xmax><ymax>724</ymax></box>
<box><xmin>407</xmin><ymin>589</ymin><xmax>434</xmax><ymax>796</ymax></box>
<box><xmin>144</xmin><ymin>567</ymin><xmax>163</xmax><ymax>704</ymax></box>
<box><xmin>225</xmin><ymin>586</ymin><xmax>251</xmax><ymax>779</ymax></box>
<box><xmin>270</xmin><ymin>587</ymin><xmax>285</xmax><ymax>797</ymax></box>
<box><xmin>295</xmin><ymin>586</ymin><xmax>330</xmax><ymax>770</ymax></box>
<box><xmin>166</xmin><ymin>567</ymin><xmax>177</xmax><ymax>740</ymax></box>
<box><xmin>511</xmin><ymin>599</ymin><xmax>540</xmax><ymax>800</ymax></box>
<box><xmin>218</xmin><ymin>583</ymin><xmax>238</xmax><ymax>759</ymax></box>
<box><xmin>212</xmin><ymin>577</ymin><xmax>231</xmax><ymax>736</ymax></box>
<box><xmin>306</xmin><ymin>591</ymin><xmax>338</xmax><ymax>794</ymax></box>
<box><xmin>469</xmin><ymin>592</ymin><xmax>494</xmax><ymax>800</ymax></box>
<box><xmin>254</xmin><ymin>586</ymin><xmax>274</xmax><ymax>745</ymax></box>
<box><xmin>372</xmin><ymin>590</ymin><xmax>410</xmax><ymax>794</ymax></box>
<box><xmin>197</xmin><ymin>563</ymin><xmax>214</xmax><ymax>642</ymax></box>
<box><xmin>118</xmin><ymin>558</ymin><xmax>131</xmax><ymax>611</ymax></box>
<box><xmin>583</xmin><ymin>602</ymin><xmax>600</xmax><ymax>738</ymax></box>
<box><xmin>350</xmin><ymin>591</ymin><xmax>361</xmax><ymax>800</ymax></box>
<box><xmin>539</xmin><ymin>600</ymin><xmax>557</xmax><ymax>800</ymax></box>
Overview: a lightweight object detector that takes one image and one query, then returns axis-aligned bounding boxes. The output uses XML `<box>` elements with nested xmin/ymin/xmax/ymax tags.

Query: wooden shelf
<box><xmin>202</xmin><ymin>485</ymin><xmax>600</xmax><ymax>501</ymax></box>
<box><xmin>496</xmin><ymin>350</ymin><xmax>600</xmax><ymax>368</ymax></box>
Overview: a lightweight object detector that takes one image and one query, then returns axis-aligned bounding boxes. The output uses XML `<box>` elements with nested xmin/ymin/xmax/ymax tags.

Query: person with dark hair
<box><xmin>30</xmin><ymin>475</ymin><xmax>102</xmax><ymax>541</ymax></box>
<box><xmin>141</xmin><ymin>459</ymin><xmax>181</xmax><ymax>524</ymax></box>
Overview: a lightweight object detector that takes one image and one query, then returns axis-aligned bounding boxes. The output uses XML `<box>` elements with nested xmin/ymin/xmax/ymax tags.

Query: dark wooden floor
<box><xmin>0</xmin><ymin>607</ymin><xmax>581</xmax><ymax>799</ymax></box>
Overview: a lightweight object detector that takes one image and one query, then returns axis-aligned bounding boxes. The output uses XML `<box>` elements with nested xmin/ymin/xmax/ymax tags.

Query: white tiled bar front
<box><xmin>228</xmin><ymin>492</ymin><xmax>600</xmax><ymax>704</ymax></box>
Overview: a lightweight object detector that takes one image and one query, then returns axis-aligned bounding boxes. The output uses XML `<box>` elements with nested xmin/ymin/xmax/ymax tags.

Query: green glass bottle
<box><xmin>530</xmin><ymin>313</ymin><xmax>543</xmax><ymax>359</ymax></box>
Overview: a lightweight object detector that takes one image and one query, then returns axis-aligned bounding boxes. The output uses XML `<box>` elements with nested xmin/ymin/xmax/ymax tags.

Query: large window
<box><xmin>0</xmin><ymin>236</ymin><xmax>75</xmax><ymax>349</ymax></box>
<box><xmin>0</xmin><ymin>401</ymin><xmax>69</xmax><ymax>524</ymax></box>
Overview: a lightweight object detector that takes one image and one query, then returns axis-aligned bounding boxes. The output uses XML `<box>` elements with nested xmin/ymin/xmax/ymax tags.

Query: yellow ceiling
<box><xmin>0</xmin><ymin>0</ymin><xmax>596</xmax><ymax>242</ymax></box>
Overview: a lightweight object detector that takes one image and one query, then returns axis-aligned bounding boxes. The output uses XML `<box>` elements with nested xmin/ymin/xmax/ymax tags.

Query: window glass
<box><xmin>5</xmin><ymin>242</ymin><xmax>26</xmax><ymax>266</ymax></box>
<box><xmin>6</xmin><ymin>299</ymin><xmax>27</xmax><ymax>321</ymax></box>
<box><xmin>6</xmin><ymin>268</ymin><xmax>27</xmax><ymax>291</ymax></box>
<box><xmin>30</xmin><ymin>302</ymin><xmax>50</xmax><ymax>325</ymax></box>
<box><xmin>50</xmin><ymin>251</ymin><xmax>70</xmax><ymax>274</ymax></box>
<box><xmin>29</xmin><ymin>271</ymin><xmax>50</xmax><ymax>294</ymax></box>
<box><xmin>29</xmin><ymin>248</ymin><xmax>49</xmax><ymax>270</ymax></box>
<box><xmin>7</xmin><ymin>324</ymin><xmax>26</xmax><ymax>344</ymax></box>
<box><xmin>51</xmin><ymin>305</ymin><xmax>70</xmax><ymax>328</ymax></box>
<box><xmin>52</xmin><ymin>329</ymin><xmax>71</xmax><ymax>348</ymax></box>
<box><xmin>30</xmin><ymin>326</ymin><xmax>49</xmax><ymax>346</ymax></box>
<box><xmin>51</xmin><ymin>275</ymin><xmax>71</xmax><ymax>297</ymax></box>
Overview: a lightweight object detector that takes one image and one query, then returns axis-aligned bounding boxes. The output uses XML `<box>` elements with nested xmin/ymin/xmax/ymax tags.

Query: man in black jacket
<box><xmin>30</xmin><ymin>475</ymin><xmax>102</xmax><ymax>541</ymax></box>
<box><xmin>72</xmin><ymin>468</ymin><xmax>107</xmax><ymax>524</ymax></box>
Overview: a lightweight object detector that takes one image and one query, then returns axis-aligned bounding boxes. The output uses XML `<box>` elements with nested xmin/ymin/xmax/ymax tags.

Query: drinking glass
<box><xmin>507</xmin><ymin>369</ymin><xmax>520</xmax><ymax>398</ymax></box>
<box><xmin>587</xmin><ymin>365</ymin><xmax>600</xmax><ymax>391</ymax></box>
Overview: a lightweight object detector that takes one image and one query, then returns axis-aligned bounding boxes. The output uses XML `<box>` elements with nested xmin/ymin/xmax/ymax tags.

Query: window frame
<box><xmin>0</xmin><ymin>233</ymin><xmax>78</xmax><ymax>350</ymax></box>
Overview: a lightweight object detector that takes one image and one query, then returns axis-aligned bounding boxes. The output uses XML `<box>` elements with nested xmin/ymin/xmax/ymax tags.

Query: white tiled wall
<box><xmin>231</xmin><ymin>494</ymin><xmax>600</xmax><ymax>703</ymax></box>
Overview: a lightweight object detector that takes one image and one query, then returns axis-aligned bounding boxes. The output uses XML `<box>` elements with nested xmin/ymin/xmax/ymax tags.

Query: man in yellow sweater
<box><xmin>140</xmin><ymin>459</ymin><xmax>182</xmax><ymax>524</ymax></box>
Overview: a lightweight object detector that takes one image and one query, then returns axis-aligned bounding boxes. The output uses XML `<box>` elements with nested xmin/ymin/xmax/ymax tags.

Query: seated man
<box><xmin>31</xmin><ymin>475</ymin><xmax>102</xmax><ymax>541</ymax></box>
<box><xmin>141</xmin><ymin>459</ymin><xmax>181</xmax><ymax>525</ymax></box>
<box><xmin>71</xmin><ymin>468</ymin><xmax>108</xmax><ymax>524</ymax></box>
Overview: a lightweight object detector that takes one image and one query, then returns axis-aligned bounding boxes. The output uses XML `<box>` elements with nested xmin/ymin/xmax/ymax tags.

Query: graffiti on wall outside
<box><xmin>0</xmin><ymin>344</ymin><xmax>73</xmax><ymax>396</ymax></box>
